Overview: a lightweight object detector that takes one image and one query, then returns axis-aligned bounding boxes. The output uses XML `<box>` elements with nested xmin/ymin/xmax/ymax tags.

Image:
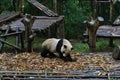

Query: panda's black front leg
<box><xmin>65</xmin><ymin>54</ymin><xmax>73</xmax><ymax>62</ymax></box>
<box><xmin>58</xmin><ymin>52</ymin><xmax>70</xmax><ymax>61</ymax></box>
<box><xmin>58</xmin><ymin>52</ymin><xmax>65</xmax><ymax>59</ymax></box>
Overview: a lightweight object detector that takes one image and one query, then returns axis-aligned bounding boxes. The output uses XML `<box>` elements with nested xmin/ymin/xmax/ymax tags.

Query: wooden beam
<box><xmin>20</xmin><ymin>0</ymin><xmax>24</xmax><ymax>16</ymax></box>
<box><xmin>0</xmin><ymin>31</ymin><xmax>23</xmax><ymax>37</ymax></box>
<box><xmin>0</xmin><ymin>39</ymin><xmax>22</xmax><ymax>51</ymax></box>
<box><xmin>0</xmin><ymin>12</ymin><xmax>20</xmax><ymax>24</ymax></box>
<box><xmin>27</xmin><ymin>0</ymin><xmax>58</xmax><ymax>17</ymax></box>
<box><xmin>52</xmin><ymin>0</ymin><xmax>57</xmax><ymax>13</ymax></box>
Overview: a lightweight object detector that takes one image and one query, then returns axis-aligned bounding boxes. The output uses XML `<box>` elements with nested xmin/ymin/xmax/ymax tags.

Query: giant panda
<box><xmin>41</xmin><ymin>38</ymin><xmax>74</xmax><ymax>61</ymax></box>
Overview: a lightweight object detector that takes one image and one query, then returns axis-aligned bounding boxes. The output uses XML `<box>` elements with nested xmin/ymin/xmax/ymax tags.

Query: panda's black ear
<box><xmin>64</xmin><ymin>45</ymin><xmax>67</xmax><ymax>49</ymax></box>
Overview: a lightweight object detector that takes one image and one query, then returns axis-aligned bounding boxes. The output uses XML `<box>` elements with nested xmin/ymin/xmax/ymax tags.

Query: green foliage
<box><xmin>96</xmin><ymin>39</ymin><xmax>110</xmax><ymax>52</ymax></box>
<box><xmin>24</xmin><ymin>0</ymin><xmax>53</xmax><ymax>16</ymax></box>
<box><xmin>73</xmin><ymin>43</ymin><xmax>89</xmax><ymax>53</ymax></box>
<box><xmin>63</xmin><ymin>0</ymin><xmax>91</xmax><ymax>38</ymax></box>
<box><xmin>0</xmin><ymin>0</ymin><xmax>13</xmax><ymax>12</ymax></box>
<box><xmin>1</xmin><ymin>36</ymin><xmax>120</xmax><ymax>53</ymax></box>
<box><xmin>1</xmin><ymin>0</ymin><xmax>120</xmax><ymax>38</ymax></box>
<box><xmin>108</xmin><ymin>78</ymin><xmax>118</xmax><ymax>80</ymax></box>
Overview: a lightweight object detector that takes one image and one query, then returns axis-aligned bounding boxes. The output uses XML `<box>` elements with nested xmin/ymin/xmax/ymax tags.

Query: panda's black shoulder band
<box><xmin>56</xmin><ymin>39</ymin><xmax>63</xmax><ymax>53</ymax></box>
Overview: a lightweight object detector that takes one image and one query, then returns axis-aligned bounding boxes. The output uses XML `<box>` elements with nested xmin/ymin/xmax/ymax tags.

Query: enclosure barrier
<box><xmin>0</xmin><ymin>68</ymin><xmax>120</xmax><ymax>80</ymax></box>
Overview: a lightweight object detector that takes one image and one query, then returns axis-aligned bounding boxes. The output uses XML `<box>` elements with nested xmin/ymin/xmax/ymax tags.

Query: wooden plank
<box><xmin>0</xmin><ymin>27</ymin><xmax>10</xmax><ymax>52</ymax></box>
<box><xmin>8</xmin><ymin>16</ymin><xmax>63</xmax><ymax>31</ymax></box>
<box><xmin>0</xmin><ymin>12</ymin><xmax>20</xmax><ymax>24</ymax></box>
<box><xmin>0</xmin><ymin>31</ymin><xmax>23</xmax><ymax>37</ymax></box>
<box><xmin>83</xmin><ymin>25</ymin><xmax>120</xmax><ymax>38</ymax></box>
<box><xmin>27</xmin><ymin>0</ymin><xmax>58</xmax><ymax>17</ymax></box>
<box><xmin>0</xmin><ymin>39</ymin><xmax>22</xmax><ymax>50</ymax></box>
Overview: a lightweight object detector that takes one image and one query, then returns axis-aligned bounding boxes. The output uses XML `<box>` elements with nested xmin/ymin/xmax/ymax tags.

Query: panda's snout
<box><xmin>71</xmin><ymin>47</ymin><xmax>74</xmax><ymax>50</ymax></box>
<box><xmin>63</xmin><ymin>51</ymin><xmax>65</xmax><ymax>53</ymax></box>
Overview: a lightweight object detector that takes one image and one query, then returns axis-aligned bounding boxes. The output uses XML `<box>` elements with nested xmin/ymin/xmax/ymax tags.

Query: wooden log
<box><xmin>84</xmin><ymin>17</ymin><xmax>104</xmax><ymax>52</ymax></box>
<box><xmin>27</xmin><ymin>0</ymin><xmax>58</xmax><ymax>17</ymax></box>
<box><xmin>15</xmin><ymin>27</ymin><xmax>19</xmax><ymax>53</ymax></box>
<box><xmin>20</xmin><ymin>32</ymin><xmax>24</xmax><ymax>50</ymax></box>
<box><xmin>21</xmin><ymin>14</ymin><xmax>36</xmax><ymax>52</ymax></box>
<box><xmin>112</xmin><ymin>46</ymin><xmax>120</xmax><ymax>60</ymax></box>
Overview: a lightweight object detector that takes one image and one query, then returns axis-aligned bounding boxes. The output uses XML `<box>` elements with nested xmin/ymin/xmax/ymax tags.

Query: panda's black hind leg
<box><xmin>41</xmin><ymin>49</ymin><xmax>49</xmax><ymax>57</ymax></box>
<box><xmin>49</xmin><ymin>52</ymin><xmax>56</xmax><ymax>58</ymax></box>
<box><xmin>41</xmin><ymin>49</ymin><xmax>56</xmax><ymax>58</ymax></box>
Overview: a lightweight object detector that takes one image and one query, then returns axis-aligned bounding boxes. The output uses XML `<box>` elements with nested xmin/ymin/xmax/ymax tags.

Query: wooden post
<box><xmin>84</xmin><ymin>17</ymin><xmax>104</xmax><ymax>52</ymax></box>
<box><xmin>93</xmin><ymin>0</ymin><xmax>97</xmax><ymax>19</ymax></box>
<box><xmin>57</xmin><ymin>0</ymin><xmax>65</xmax><ymax>38</ymax></box>
<box><xmin>0</xmin><ymin>27</ymin><xmax>10</xmax><ymax>52</ymax></box>
<box><xmin>20</xmin><ymin>0</ymin><xmax>24</xmax><ymax>16</ymax></box>
<box><xmin>109</xmin><ymin>0</ymin><xmax>114</xmax><ymax>47</ymax></box>
<box><xmin>90</xmin><ymin>0</ymin><xmax>97</xmax><ymax>19</ymax></box>
<box><xmin>52</xmin><ymin>0</ymin><xmax>57</xmax><ymax>13</ymax></box>
<box><xmin>110</xmin><ymin>0</ymin><xmax>113</xmax><ymax>24</ymax></box>
<box><xmin>21</xmin><ymin>14</ymin><xmax>36</xmax><ymax>52</ymax></box>
<box><xmin>52</xmin><ymin>0</ymin><xmax>58</xmax><ymax>38</ymax></box>
<box><xmin>56</xmin><ymin>16</ymin><xmax>64</xmax><ymax>38</ymax></box>
<box><xmin>13</xmin><ymin>0</ymin><xmax>19</xmax><ymax>12</ymax></box>
<box><xmin>15</xmin><ymin>27</ymin><xmax>19</xmax><ymax>53</ymax></box>
<box><xmin>58</xmin><ymin>0</ymin><xmax>64</xmax><ymax>15</ymax></box>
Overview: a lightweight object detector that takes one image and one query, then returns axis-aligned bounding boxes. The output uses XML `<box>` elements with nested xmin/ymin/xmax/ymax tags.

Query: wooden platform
<box><xmin>83</xmin><ymin>25</ymin><xmax>120</xmax><ymax>38</ymax></box>
<box><xmin>0</xmin><ymin>12</ymin><xmax>20</xmax><ymax>24</ymax></box>
<box><xmin>0</xmin><ymin>69</ymin><xmax>120</xmax><ymax>80</ymax></box>
<box><xmin>27</xmin><ymin>0</ymin><xmax>58</xmax><ymax>17</ymax></box>
<box><xmin>1</xmin><ymin>16</ymin><xmax>64</xmax><ymax>31</ymax></box>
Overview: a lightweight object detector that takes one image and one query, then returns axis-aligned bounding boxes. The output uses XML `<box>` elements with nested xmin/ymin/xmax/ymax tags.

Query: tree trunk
<box><xmin>58</xmin><ymin>0</ymin><xmax>63</xmax><ymax>15</ymax></box>
<box><xmin>21</xmin><ymin>14</ymin><xmax>36</xmax><ymax>52</ymax></box>
<box><xmin>110</xmin><ymin>0</ymin><xmax>113</xmax><ymax>24</ymax></box>
<box><xmin>88</xmin><ymin>29</ymin><xmax>96</xmax><ymax>52</ymax></box>
<box><xmin>20</xmin><ymin>0</ymin><xmax>24</xmax><ymax>16</ymax></box>
<box><xmin>84</xmin><ymin>17</ymin><xmax>104</xmax><ymax>52</ymax></box>
<box><xmin>52</xmin><ymin>0</ymin><xmax>57</xmax><ymax>13</ymax></box>
<box><xmin>90</xmin><ymin>0</ymin><xmax>97</xmax><ymax>19</ymax></box>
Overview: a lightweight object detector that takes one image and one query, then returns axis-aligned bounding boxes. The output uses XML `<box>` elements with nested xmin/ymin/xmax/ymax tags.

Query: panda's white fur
<box><xmin>41</xmin><ymin>38</ymin><xmax>73</xmax><ymax>61</ymax></box>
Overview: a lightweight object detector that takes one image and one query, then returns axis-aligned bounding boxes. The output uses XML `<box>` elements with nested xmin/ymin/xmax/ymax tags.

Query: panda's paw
<box><xmin>64</xmin><ymin>55</ymin><xmax>77</xmax><ymax>62</ymax></box>
<box><xmin>70</xmin><ymin>59</ymin><xmax>77</xmax><ymax>62</ymax></box>
<box><xmin>61</xmin><ymin>57</ymin><xmax>72</xmax><ymax>62</ymax></box>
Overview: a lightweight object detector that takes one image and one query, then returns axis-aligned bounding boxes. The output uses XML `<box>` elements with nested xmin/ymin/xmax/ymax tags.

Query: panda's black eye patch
<box><xmin>64</xmin><ymin>45</ymin><xmax>67</xmax><ymax>48</ymax></box>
